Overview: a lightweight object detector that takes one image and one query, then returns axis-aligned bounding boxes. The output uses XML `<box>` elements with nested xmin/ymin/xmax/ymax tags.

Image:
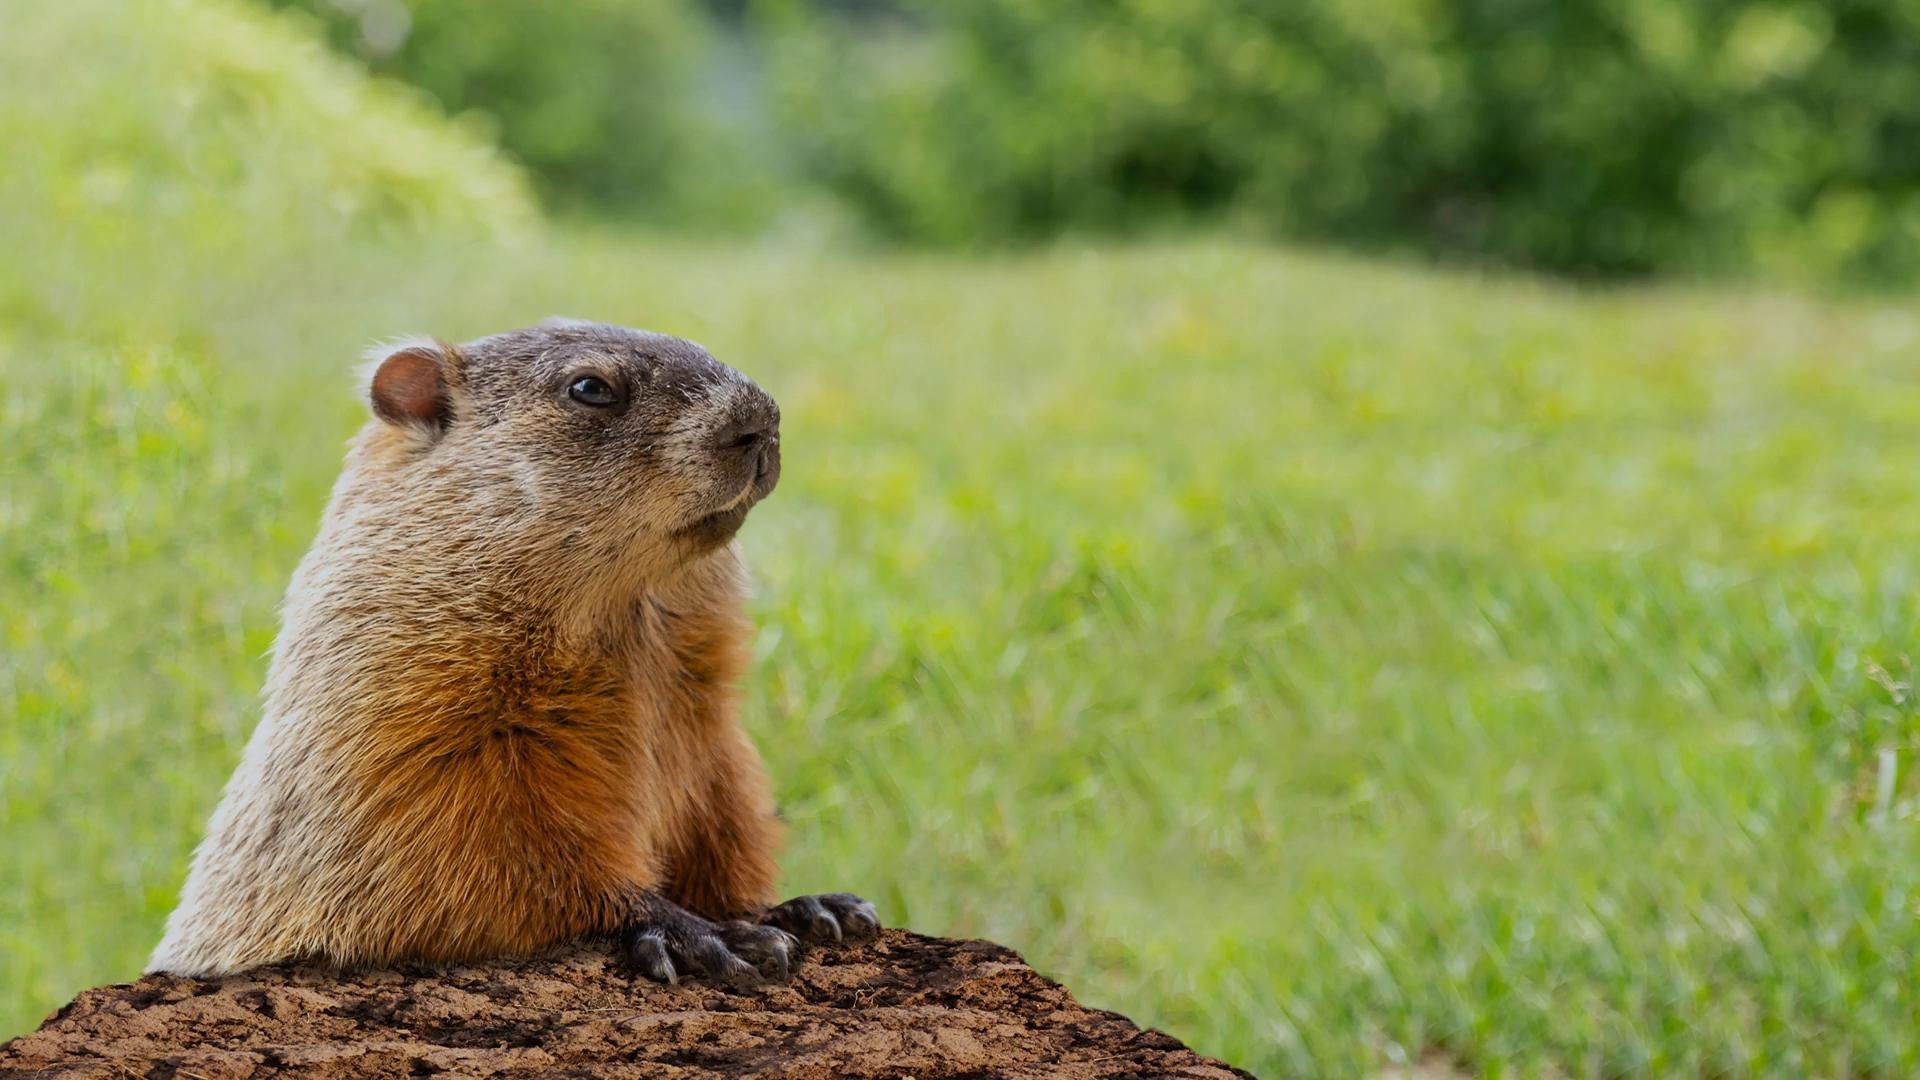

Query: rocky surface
<box><xmin>1</xmin><ymin>930</ymin><xmax>1250</xmax><ymax>1078</ymax></box>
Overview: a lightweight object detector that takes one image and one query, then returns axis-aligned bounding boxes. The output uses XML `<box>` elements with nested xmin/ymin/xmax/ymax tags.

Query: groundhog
<box><xmin>148</xmin><ymin>320</ymin><xmax>876</xmax><ymax>986</ymax></box>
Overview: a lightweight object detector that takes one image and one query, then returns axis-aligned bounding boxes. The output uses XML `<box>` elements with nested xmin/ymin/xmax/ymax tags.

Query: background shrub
<box><xmin>234</xmin><ymin>0</ymin><xmax>1920</xmax><ymax>282</ymax></box>
<box><xmin>270</xmin><ymin>0</ymin><xmax>781</xmax><ymax>224</ymax></box>
<box><xmin>761</xmin><ymin>0</ymin><xmax>1920</xmax><ymax>281</ymax></box>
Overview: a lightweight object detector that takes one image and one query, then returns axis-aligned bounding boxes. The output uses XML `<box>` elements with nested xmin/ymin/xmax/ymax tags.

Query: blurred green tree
<box><xmin>254</xmin><ymin>0</ymin><xmax>1920</xmax><ymax>281</ymax></box>
<box><xmin>271</xmin><ymin>0</ymin><xmax>772</xmax><ymax>222</ymax></box>
<box><xmin>760</xmin><ymin>0</ymin><xmax>1920</xmax><ymax>281</ymax></box>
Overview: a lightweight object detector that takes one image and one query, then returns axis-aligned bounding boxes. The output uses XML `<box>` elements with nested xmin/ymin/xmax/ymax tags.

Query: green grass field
<box><xmin>8</xmin><ymin>230</ymin><xmax>1920</xmax><ymax>1076</ymax></box>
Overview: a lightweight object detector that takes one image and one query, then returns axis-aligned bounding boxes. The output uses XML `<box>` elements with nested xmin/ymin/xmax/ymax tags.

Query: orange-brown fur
<box><xmin>149</xmin><ymin>325</ymin><xmax>791</xmax><ymax>975</ymax></box>
<box><xmin>308</xmin><ymin>565</ymin><xmax>780</xmax><ymax>963</ymax></box>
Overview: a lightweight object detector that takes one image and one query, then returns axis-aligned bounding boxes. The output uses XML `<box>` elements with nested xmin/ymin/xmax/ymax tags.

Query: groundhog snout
<box><xmin>709</xmin><ymin>388</ymin><xmax>781</xmax><ymax>497</ymax></box>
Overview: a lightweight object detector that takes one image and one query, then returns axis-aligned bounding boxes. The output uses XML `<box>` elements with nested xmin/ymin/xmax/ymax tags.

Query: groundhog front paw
<box><xmin>762</xmin><ymin>892</ymin><xmax>881</xmax><ymax>943</ymax></box>
<box><xmin>718</xmin><ymin>921</ymin><xmax>802</xmax><ymax>979</ymax></box>
<box><xmin>620</xmin><ymin>899</ymin><xmax>798</xmax><ymax>988</ymax></box>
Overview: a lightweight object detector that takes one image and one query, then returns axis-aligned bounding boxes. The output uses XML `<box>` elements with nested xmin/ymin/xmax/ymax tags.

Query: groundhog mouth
<box><xmin>674</xmin><ymin>494</ymin><xmax>757</xmax><ymax>549</ymax></box>
<box><xmin>675</xmin><ymin>458</ymin><xmax>776</xmax><ymax>549</ymax></box>
<box><xmin>681</xmin><ymin>502</ymin><xmax>751</xmax><ymax>536</ymax></box>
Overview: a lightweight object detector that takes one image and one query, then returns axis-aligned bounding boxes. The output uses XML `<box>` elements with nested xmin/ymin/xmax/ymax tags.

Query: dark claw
<box><xmin>815</xmin><ymin>892</ymin><xmax>880</xmax><ymax>940</ymax></box>
<box><xmin>764</xmin><ymin>892</ymin><xmax>881</xmax><ymax>943</ymax></box>
<box><xmin>777</xmin><ymin>895</ymin><xmax>840</xmax><ymax>941</ymax></box>
<box><xmin>721</xmin><ymin>921</ymin><xmax>798</xmax><ymax>982</ymax></box>
<box><xmin>689</xmin><ymin>933</ymin><xmax>761</xmax><ymax>987</ymax></box>
<box><xmin>620</xmin><ymin>892</ymin><xmax>791</xmax><ymax>988</ymax></box>
<box><xmin>621</xmin><ymin>925</ymin><xmax>678</xmax><ymax>986</ymax></box>
<box><xmin>834</xmin><ymin>896</ymin><xmax>881</xmax><ymax>939</ymax></box>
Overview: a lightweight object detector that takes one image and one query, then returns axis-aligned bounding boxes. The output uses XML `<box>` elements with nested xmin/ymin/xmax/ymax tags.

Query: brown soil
<box><xmin>1</xmin><ymin>931</ymin><xmax>1251</xmax><ymax>1078</ymax></box>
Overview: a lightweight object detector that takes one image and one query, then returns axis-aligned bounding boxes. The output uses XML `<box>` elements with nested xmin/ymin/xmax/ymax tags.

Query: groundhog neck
<box><xmin>263</xmin><ymin>486</ymin><xmax>752</xmax><ymax>737</ymax></box>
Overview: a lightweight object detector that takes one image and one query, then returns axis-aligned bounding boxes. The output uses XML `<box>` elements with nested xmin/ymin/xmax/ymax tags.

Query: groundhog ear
<box><xmin>368</xmin><ymin>343</ymin><xmax>455</xmax><ymax>431</ymax></box>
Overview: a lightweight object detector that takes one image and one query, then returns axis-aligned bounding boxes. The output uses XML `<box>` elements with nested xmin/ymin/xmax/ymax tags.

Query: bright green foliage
<box><xmin>270</xmin><ymin>0</ymin><xmax>769</xmax><ymax>222</ymax></box>
<box><xmin>0</xmin><ymin>0</ymin><xmax>534</xmax><ymax>344</ymax></box>
<box><xmin>766</xmin><ymin>0</ymin><xmax>1920</xmax><ymax>281</ymax></box>
<box><xmin>2</xmin><ymin>0</ymin><xmax>533</xmax><ymax>250</ymax></box>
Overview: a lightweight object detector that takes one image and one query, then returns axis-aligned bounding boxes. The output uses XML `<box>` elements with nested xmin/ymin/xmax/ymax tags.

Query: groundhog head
<box><xmin>357</xmin><ymin>320</ymin><xmax>780</xmax><ymax>581</ymax></box>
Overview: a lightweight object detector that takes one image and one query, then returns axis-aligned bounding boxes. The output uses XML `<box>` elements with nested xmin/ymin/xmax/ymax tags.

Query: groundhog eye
<box><xmin>567</xmin><ymin>376</ymin><xmax>619</xmax><ymax>408</ymax></box>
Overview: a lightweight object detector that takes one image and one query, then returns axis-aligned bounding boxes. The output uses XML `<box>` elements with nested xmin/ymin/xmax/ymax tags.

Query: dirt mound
<box><xmin>1</xmin><ymin>930</ymin><xmax>1248</xmax><ymax>1078</ymax></box>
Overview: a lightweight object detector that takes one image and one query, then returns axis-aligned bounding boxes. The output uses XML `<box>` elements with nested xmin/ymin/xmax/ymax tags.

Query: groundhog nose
<box><xmin>711</xmin><ymin>394</ymin><xmax>780</xmax><ymax>454</ymax></box>
<box><xmin>716</xmin><ymin>421</ymin><xmax>775</xmax><ymax>451</ymax></box>
<box><xmin>711</xmin><ymin>392</ymin><xmax>782</xmax><ymax>494</ymax></box>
